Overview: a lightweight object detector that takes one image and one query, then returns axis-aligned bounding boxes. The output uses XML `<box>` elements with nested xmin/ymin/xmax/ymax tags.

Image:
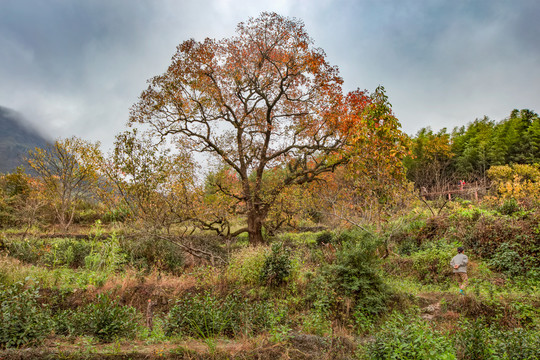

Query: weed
<box><xmin>226</xmin><ymin>245</ymin><xmax>267</xmax><ymax>285</ymax></box>
<box><xmin>490</xmin><ymin>327</ymin><xmax>540</xmax><ymax>360</ymax></box>
<box><xmin>165</xmin><ymin>291</ymin><xmax>244</xmax><ymax>338</ymax></box>
<box><xmin>302</xmin><ymin>309</ymin><xmax>332</xmax><ymax>336</ymax></box>
<box><xmin>410</xmin><ymin>241</ymin><xmax>456</xmax><ymax>285</ymax></box>
<box><xmin>121</xmin><ymin>235</ymin><xmax>184</xmax><ymax>274</ymax></box>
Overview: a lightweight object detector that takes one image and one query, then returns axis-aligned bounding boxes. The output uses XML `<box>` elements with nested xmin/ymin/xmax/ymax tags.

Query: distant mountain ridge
<box><xmin>0</xmin><ymin>106</ymin><xmax>50</xmax><ymax>173</ymax></box>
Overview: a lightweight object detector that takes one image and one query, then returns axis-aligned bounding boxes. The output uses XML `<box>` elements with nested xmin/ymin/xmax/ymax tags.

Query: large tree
<box><xmin>130</xmin><ymin>12</ymin><xmax>402</xmax><ymax>243</ymax></box>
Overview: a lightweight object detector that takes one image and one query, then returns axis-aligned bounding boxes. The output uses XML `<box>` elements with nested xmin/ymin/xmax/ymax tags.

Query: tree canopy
<box><xmin>129</xmin><ymin>12</ymin><xmax>408</xmax><ymax>243</ymax></box>
<box><xmin>406</xmin><ymin>109</ymin><xmax>540</xmax><ymax>192</ymax></box>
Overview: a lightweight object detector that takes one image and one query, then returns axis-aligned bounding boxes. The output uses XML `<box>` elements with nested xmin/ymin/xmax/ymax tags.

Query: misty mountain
<box><xmin>0</xmin><ymin>106</ymin><xmax>50</xmax><ymax>174</ymax></box>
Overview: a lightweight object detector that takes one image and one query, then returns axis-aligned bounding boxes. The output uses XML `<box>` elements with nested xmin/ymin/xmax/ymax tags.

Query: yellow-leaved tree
<box><xmin>26</xmin><ymin>136</ymin><xmax>101</xmax><ymax>230</ymax></box>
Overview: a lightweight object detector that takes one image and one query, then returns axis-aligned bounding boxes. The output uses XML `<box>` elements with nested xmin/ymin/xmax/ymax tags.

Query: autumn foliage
<box><xmin>129</xmin><ymin>12</ymin><xmax>408</xmax><ymax>243</ymax></box>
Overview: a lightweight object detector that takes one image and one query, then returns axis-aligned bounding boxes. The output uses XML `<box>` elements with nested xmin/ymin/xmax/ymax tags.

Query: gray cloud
<box><xmin>1</xmin><ymin>0</ymin><xmax>539</xmax><ymax>149</ymax></box>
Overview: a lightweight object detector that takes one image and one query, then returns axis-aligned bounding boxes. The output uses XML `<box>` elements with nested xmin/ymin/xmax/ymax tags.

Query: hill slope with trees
<box><xmin>0</xmin><ymin>106</ymin><xmax>49</xmax><ymax>173</ymax></box>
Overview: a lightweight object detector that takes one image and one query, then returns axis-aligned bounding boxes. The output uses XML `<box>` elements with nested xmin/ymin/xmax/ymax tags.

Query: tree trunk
<box><xmin>247</xmin><ymin>211</ymin><xmax>265</xmax><ymax>244</ymax></box>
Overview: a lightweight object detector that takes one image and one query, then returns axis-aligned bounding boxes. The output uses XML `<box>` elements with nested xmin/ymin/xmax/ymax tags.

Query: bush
<box><xmin>308</xmin><ymin>235</ymin><xmax>390</xmax><ymax>324</ymax></box>
<box><xmin>122</xmin><ymin>235</ymin><xmax>184</xmax><ymax>274</ymax></box>
<box><xmin>70</xmin><ymin>293</ymin><xmax>139</xmax><ymax>342</ymax></box>
<box><xmin>454</xmin><ymin>318</ymin><xmax>492</xmax><ymax>360</ymax></box>
<box><xmin>315</xmin><ymin>231</ymin><xmax>334</xmax><ymax>246</ymax></box>
<box><xmin>461</xmin><ymin>215</ymin><xmax>529</xmax><ymax>260</ymax></box>
<box><xmin>73</xmin><ymin>207</ymin><xmax>102</xmax><ymax>224</ymax></box>
<box><xmin>455</xmin><ymin>319</ymin><xmax>540</xmax><ymax>360</ymax></box>
<box><xmin>488</xmin><ymin>242</ymin><xmax>525</xmax><ymax>278</ymax></box>
<box><xmin>0</xmin><ymin>282</ymin><xmax>52</xmax><ymax>349</ymax></box>
<box><xmin>302</xmin><ymin>310</ymin><xmax>332</xmax><ymax>336</ymax></box>
<box><xmin>366</xmin><ymin>313</ymin><xmax>455</xmax><ymax>359</ymax></box>
<box><xmin>491</xmin><ymin>327</ymin><xmax>540</xmax><ymax>360</ymax></box>
<box><xmin>5</xmin><ymin>236</ymin><xmax>126</xmax><ymax>272</ymax></box>
<box><xmin>53</xmin><ymin>309</ymin><xmax>77</xmax><ymax>336</ymax></box>
<box><xmin>101</xmin><ymin>207</ymin><xmax>130</xmax><ymax>223</ymax></box>
<box><xmin>409</xmin><ymin>241</ymin><xmax>455</xmax><ymax>285</ymax></box>
<box><xmin>42</xmin><ymin>238</ymin><xmax>93</xmax><ymax>268</ymax></box>
<box><xmin>165</xmin><ymin>292</ymin><xmax>276</xmax><ymax>338</ymax></box>
<box><xmin>83</xmin><ymin>233</ymin><xmax>126</xmax><ymax>272</ymax></box>
<box><xmin>498</xmin><ymin>198</ymin><xmax>521</xmax><ymax>215</ymax></box>
<box><xmin>260</xmin><ymin>242</ymin><xmax>292</xmax><ymax>287</ymax></box>
<box><xmin>335</xmin><ymin>228</ymin><xmax>372</xmax><ymax>244</ymax></box>
<box><xmin>332</xmin><ymin>246</ymin><xmax>389</xmax><ymax>316</ymax></box>
<box><xmin>4</xmin><ymin>239</ymin><xmax>41</xmax><ymax>264</ymax></box>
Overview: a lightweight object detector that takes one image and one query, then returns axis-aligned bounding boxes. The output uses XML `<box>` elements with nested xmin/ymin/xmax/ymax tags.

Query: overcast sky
<box><xmin>1</xmin><ymin>0</ymin><xmax>539</xmax><ymax>150</ymax></box>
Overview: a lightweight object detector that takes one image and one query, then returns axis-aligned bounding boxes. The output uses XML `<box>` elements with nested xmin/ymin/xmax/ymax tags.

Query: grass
<box><xmin>1</xmin><ymin>205</ymin><xmax>540</xmax><ymax>358</ymax></box>
<box><xmin>0</xmin><ymin>255</ymin><xmax>113</xmax><ymax>290</ymax></box>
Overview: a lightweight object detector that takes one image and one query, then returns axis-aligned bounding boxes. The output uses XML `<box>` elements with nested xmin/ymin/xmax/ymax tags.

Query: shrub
<box><xmin>260</xmin><ymin>242</ymin><xmax>292</xmax><ymax>287</ymax></box>
<box><xmin>165</xmin><ymin>292</ymin><xmax>276</xmax><ymax>338</ymax></box>
<box><xmin>315</xmin><ymin>231</ymin><xmax>334</xmax><ymax>246</ymax></box>
<box><xmin>308</xmin><ymin>236</ymin><xmax>390</xmax><ymax>325</ymax></box>
<box><xmin>102</xmin><ymin>207</ymin><xmax>130</xmax><ymax>223</ymax></box>
<box><xmin>454</xmin><ymin>318</ymin><xmax>493</xmax><ymax>360</ymax></box>
<box><xmin>5</xmin><ymin>236</ymin><xmax>126</xmax><ymax>272</ymax></box>
<box><xmin>498</xmin><ymin>198</ymin><xmax>521</xmax><ymax>215</ymax></box>
<box><xmin>276</xmin><ymin>231</ymin><xmax>319</xmax><ymax>246</ymax></box>
<box><xmin>455</xmin><ymin>319</ymin><xmax>540</xmax><ymax>360</ymax></box>
<box><xmin>42</xmin><ymin>238</ymin><xmax>93</xmax><ymax>268</ymax></box>
<box><xmin>335</xmin><ymin>228</ymin><xmax>373</xmax><ymax>244</ymax></box>
<box><xmin>84</xmin><ymin>233</ymin><xmax>126</xmax><ymax>272</ymax></box>
<box><xmin>491</xmin><ymin>328</ymin><xmax>540</xmax><ymax>360</ymax></box>
<box><xmin>366</xmin><ymin>313</ymin><xmax>455</xmax><ymax>359</ymax></box>
<box><xmin>166</xmin><ymin>292</ymin><xmax>239</xmax><ymax>338</ymax></box>
<box><xmin>53</xmin><ymin>309</ymin><xmax>77</xmax><ymax>336</ymax></box>
<box><xmin>488</xmin><ymin>242</ymin><xmax>525</xmax><ymax>277</ymax></box>
<box><xmin>332</xmin><ymin>239</ymin><xmax>388</xmax><ymax>314</ymax></box>
<box><xmin>302</xmin><ymin>310</ymin><xmax>332</xmax><ymax>336</ymax></box>
<box><xmin>396</xmin><ymin>236</ymin><xmax>421</xmax><ymax>256</ymax></box>
<box><xmin>4</xmin><ymin>239</ymin><xmax>41</xmax><ymax>264</ymax></box>
<box><xmin>462</xmin><ymin>215</ymin><xmax>526</xmax><ymax>260</ymax></box>
<box><xmin>410</xmin><ymin>241</ymin><xmax>455</xmax><ymax>285</ymax></box>
<box><xmin>122</xmin><ymin>235</ymin><xmax>184</xmax><ymax>274</ymax></box>
<box><xmin>73</xmin><ymin>207</ymin><xmax>102</xmax><ymax>224</ymax></box>
<box><xmin>72</xmin><ymin>293</ymin><xmax>139</xmax><ymax>342</ymax></box>
<box><xmin>0</xmin><ymin>282</ymin><xmax>52</xmax><ymax>349</ymax></box>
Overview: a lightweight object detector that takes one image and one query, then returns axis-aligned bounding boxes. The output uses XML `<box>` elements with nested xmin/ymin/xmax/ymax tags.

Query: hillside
<box><xmin>0</xmin><ymin>203</ymin><xmax>538</xmax><ymax>359</ymax></box>
<box><xmin>0</xmin><ymin>106</ymin><xmax>50</xmax><ymax>173</ymax></box>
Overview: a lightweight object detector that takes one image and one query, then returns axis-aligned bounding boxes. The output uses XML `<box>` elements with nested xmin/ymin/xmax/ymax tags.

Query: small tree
<box><xmin>101</xmin><ymin>129</ymin><xmax>198</xmax><ymax>233</ymax></box>
<box><xmin>0</xmin><ymin>167</ymin><xmax>47</xmax><ymax>233</ymax></box>
<box><xmin>26</xmin><ymin>137</ymin><xmax>101</xmax><ymax>230</ymax></box>
<box><xmin>305</xmin><ymin>88</ymin><xmax>410</xmax><ymax>230</ymax></box>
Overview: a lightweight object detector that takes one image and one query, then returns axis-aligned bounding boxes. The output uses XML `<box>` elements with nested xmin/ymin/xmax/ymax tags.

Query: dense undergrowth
<box><xmin>1</xmin><ymin>201</ymin><xmax>539</xmax><ymax>359</ymax></box>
